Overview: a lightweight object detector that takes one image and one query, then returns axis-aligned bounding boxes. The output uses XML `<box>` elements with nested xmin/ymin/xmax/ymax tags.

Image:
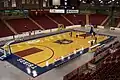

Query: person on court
<box><xmin>76</xmin><ymin>32</ymin><xmax>79</xmax><ymax>38</ymax></box>
<box><xmin>91</xmin><ymin>40</ymin><xmax>94</xmax><ymax>46</ymax></box>
<box><xmin>89</xmin><ymin>25</ymin><xmax>96</xmax><ymax>38</ymax></box>
<box><xmin>94</xmin><ymin>37</ymin><xmax>97</xmax><ymax>44</ymax></box>
<box><xmin>69</xmin><ymin>32</ymin><xmax>72</xmax><ymax>37</ymax></box>
<box><xmin>93</xmin><ymin>31</ymin><xmax>96</xmax><ymax>37</ymax></box>
<box><xmin>83</xmin><ymin>33</ymin><xmax>86</xmax><ymax>39</ymax></box>
<box><xmin>89</xmin><ymin>26</ymin><xmax>94</xmax><ymax>34</ymax></box>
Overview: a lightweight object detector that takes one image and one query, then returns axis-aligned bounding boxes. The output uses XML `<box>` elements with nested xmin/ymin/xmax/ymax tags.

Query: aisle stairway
<box><xmin>31</xmin><ymin>15</ymin><xmax>58</xmax><ymax>29</ymax></box>
<box><xmin>0</xmin><ymin>19</ymin><xmax>15</xmax><ymax>37</ymax></box>
<box><xmin>61</xmin><ymin>15</ymin><xmax>74</xmax><ymax>25</ymax></box>
<box><xmin>28</xmin><ymin>16</ymin><xmax>45</xmax><ymax>30</ymax></box>
<box><xmin>6</xmin><ymin>18</ymin><xmax>40</xmax><ymax>34</ymax></box>
<box><xmin>101</xmin><ymin>16</ymin><xmax>109</xmax><ymax>26</ymax></box>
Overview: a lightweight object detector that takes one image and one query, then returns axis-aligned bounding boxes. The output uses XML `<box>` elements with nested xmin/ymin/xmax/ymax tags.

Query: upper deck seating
<box><xmin>7</xmin><ymin>18</ymin><xmax>40</xmax><ymax>34</ymax></box>
<box><xmin>0</xmin><ymin>20</ymin><xmax>14</xmax><ymax>37</ymax></box>
<box><xmin>48</xmin><ymin>14</ymin><xmax>71</xmax><ymax>26</ymax></box>
<box><xmin>31</xmin><ymin>14</ymin><xmax>57</xmax><ymax>29</ymax></box>
<box><xmin>89</xmin><ymin>14</ymin><xmax>108</xmax><ymax>26</ymax></box>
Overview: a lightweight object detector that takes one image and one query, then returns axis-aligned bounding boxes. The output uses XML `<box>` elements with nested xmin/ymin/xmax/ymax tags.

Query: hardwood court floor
<box><xmin>10</xmin><ymin>31</ymin><xmax>108</xmax><ymax>67</ymax></box>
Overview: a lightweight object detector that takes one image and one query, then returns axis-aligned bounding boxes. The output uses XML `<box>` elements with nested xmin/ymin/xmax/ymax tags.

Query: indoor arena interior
<box><xmin>0</xmin><ymin>0</ymin><xmax>120</xmax><ymax>80</ymax></box>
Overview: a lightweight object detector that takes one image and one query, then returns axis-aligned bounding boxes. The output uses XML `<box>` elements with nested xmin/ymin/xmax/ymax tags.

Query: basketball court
<box><xmin>9</xmin><ymin>31</ymin><xmax>108</xmax><ymax>67</ymax></box>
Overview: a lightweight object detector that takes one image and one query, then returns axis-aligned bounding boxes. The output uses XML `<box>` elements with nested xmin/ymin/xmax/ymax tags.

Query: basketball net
<box><xmin>2</xmin><ymin>40</ymin><xmax>15</xmax><ymax>57</ymax></box>
<box><xmin>3</xmin><ymin>45</ymin><xmax>11</xmax><ymax>57</ymax></box>
<box><xmin>58</xmin><ymin>24</ymin><xmax>65</xmax><ymax>31</ymax></box>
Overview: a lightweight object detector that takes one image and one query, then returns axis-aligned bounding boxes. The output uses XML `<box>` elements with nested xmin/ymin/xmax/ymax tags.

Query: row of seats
<box><xmin>64</xmin><ymin>14</ymin><xmax>86</xmax><ymax>25</ymax></box>
<box><xmin>89</xmin><ymin>14</ymin><xmax>108</xmax><ymax>26</ymax></box>
<box><xmin>30</xmin><ymin>13</ymin><xmax>108</xmax><ymax>28</ymax></box>
<box><xmin>86</xmin><ymin>42</ymin><xmax>120</xmax><ymax>80</ymax></box>
<box><xmin>30</xmin><ymin>14</ymin><xmax>57</xmax><ymax>29</ymax></box>
<box><xmin>114</xmin><ymin>18</ymin><xmax>120</xmax><ymax>27</ymax></box>
<box><xmin>6</xmin><ymin>18</ymin><xmax>40</xmax><ymax>34</ymax></box>
<box><xmin>64</xmin><ymin>41</ymin><xmax>120</xmax><ymax>80</ymax></box>
<box><xmin>93</xmin><ymin>41</ymin><xmax>120</xmax><ymax>57</ymax></box>
<box><xmin>0</xmin><ymin>14</ymin><xmax>108</xmax><ymax>38</ymax></box>
<box><xmin>47</xmin><ymin>14</ymin><xmax>72</xmax><ymax>26</ymax></box>
<box><xmin>0</xmin><ymin>19</ymin><xmax>14</xmax><ymax>37</ymax></box>
<box><xmin>65</xmin><ymin>14</ymin><xmax>108</xmax><ymax>26</ymax></box>
<box><xmin>82</xmin><ymin>49</ymin><xmax>120</xmax><ymax>80</ymax></box>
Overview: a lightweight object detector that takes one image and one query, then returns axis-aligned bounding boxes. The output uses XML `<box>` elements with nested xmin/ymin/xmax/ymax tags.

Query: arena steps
<box><xmin>30</xmin><ymin>15</ymin><xmax>58</xmax><ymax>29</ymax></box>
<box><xmin>89</xmin><ymin>14</ymin><xmax>108</xmax><ymax>26</ymax></box>
<box><xmin>117</xmin><ymin>18</ymin><xmax>120</xmax><ymax>28</ymax></box>
<box><xmin>46</xmin><ymin>14</ymin><xmax>59</xmax><ymax>25</ymax></box>
<box><xmin>0</xmin><ymin>19</ymin><xmax>14</xmax><ymax>37</ymax></box>
<box><xmin>61</xmin><ymin>15</ymin><xmax>74</xmax><ymax>25</ymax></box>
<box><xmin>101</xmin><ymin>16</ymin><xmax>110</xmax><ymax>26</ymax></box>
<box><xmin>6</xmin><ymin>18</ymin><xmax>41</xmax><ymax>34</ymax></box>
<box><xmin>64</xmin><ymin>14</ymin><xmax>79</xmax><ymax>25</ymax></box>
<box><xmin>3</xmin><ymin>19</ymin><xmax>18</xmax><ymax>34</ymax></box>
<box><xmin>75</xmin><ymin>14</ymin><xmax>86</xmax><ymax>26</ymax></box>
<box><xmin>47</xmin><ymin>14</ymin><xmax>71</xmax><ymax>26</ymax></box>
<box><xmin>28</xmin><ymin>16</ymin><xmax>45</xmax><ymax>30</ymax></box>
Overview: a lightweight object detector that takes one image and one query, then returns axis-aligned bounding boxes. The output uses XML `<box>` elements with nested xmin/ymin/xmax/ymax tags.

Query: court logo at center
<box><xmin>54</xmin><ymin>39</ymin><xmax>73</xmax><ymax>44</ymax></box>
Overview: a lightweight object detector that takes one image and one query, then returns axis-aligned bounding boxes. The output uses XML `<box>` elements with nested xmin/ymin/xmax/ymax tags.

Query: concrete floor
<box><xmin>0</xmin><ymin>27</ymin><xmax>120</xmax><ymax>80</ymax></box>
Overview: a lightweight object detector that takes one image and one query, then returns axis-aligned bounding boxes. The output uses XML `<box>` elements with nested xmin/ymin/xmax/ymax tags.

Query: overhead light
<box><xmin>108</xmin><ymin>1</ymin><xmax>111</xmax><ymax>4</ymax></box>
<box><xmin>65</xmin><ymin>6</ymin><xmax>67</xmax><ymax>8</ymax></box>
<box><xmin>82</xmin><ymin>1</ymin><xmax>86</xmax><ymax>3</ymax></box>
<box><xmin>112</xmin><ymin>0</ymin><xmax>114</xmax><ymax>1</ymax></box>
<box><xmin>92</xmin><ymin>1</ymin><xmax>94</xmax><ymax>4</ymax></box>
<box><xmin>55</xmin><ymin>6</ymin><xmax>58</xmax><ymax>9</ymax></box>
<box><xmin>72</xmin><ymin>7</ymin><xmax>74</xmax><ymax>9</ymax></box>
<box><xmin>100</xmin><ymin>1</ymin><xmax>103</xmax><ymax>3</ymax></box>
<box><xmin>64</xmin><ymin>2</ymin><xmax>67</xmax><ymax>5</ymax></box>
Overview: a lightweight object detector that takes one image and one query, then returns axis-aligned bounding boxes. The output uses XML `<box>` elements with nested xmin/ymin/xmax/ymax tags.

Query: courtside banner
<box><xmin>66</xmin><ymin>10</ymin><xmax>79</xmax><ymax>13</ymax></box>
<box><xmin>49</xmin><ymin>9</ymin><xmax>65</xmax><ymax>13</ymax></box>
<box><xmin>6</xmin><ymin>54</ymin><xmax>41</xmax><ymax>77</ymax></box>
